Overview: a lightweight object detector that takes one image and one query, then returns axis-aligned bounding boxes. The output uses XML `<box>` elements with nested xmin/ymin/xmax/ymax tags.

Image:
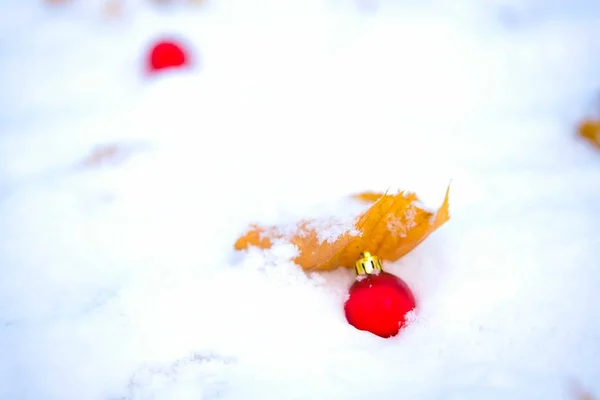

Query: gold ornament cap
<box><xmin>355</xmin><ymin>251</ymin><xmax>384</xmax><ymax>275</ymax></box>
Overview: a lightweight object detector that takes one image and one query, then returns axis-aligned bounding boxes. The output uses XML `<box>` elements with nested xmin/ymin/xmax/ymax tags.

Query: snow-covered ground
<box><xmin>1</xmin><ymin>0</ymin><xmax>600</xmax><ymax>399</ymax></box>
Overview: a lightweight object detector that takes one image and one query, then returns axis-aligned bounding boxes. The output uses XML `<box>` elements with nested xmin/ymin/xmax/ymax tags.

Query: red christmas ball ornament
<box><xmin>146</xmin><ymin>39</ymin><xmax>190</xmax><ymax>74</ymax></box>
<box><xmin>344</xmin><ymin>252</ymin><xmax>416</xmax><ymax>338</ymax></box>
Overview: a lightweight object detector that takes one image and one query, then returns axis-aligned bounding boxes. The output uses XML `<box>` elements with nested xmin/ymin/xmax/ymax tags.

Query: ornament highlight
<box><xmin>146</xmin><ymin>39</ymin><xmax>190</xmax><ymax>74</ymax></box>
<box><xmin>344</xmin><ymin>252</ymin><xmax>416</xmax><ymax>338</ymax></box>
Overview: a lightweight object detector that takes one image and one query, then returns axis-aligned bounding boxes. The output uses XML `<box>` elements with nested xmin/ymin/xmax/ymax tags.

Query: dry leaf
<box><xmin>80</xmin><ymin>144</ymin><xmax>128</xmax><ymax>168</ymax></box>
<box><xmin>235</xmin><ymin>186</ymin><xmax>450</xmax><ymax>271</ymax></box>
<box><xmin>103</xmin><ymin>0</ymin><xmax>123</xmax><ymax>17</ymax></box>
<box><xmin>45</xmin><ymin>0</ymin><xmax>71</xmax><ymax>5</ymax></box>
<box><xmin>578</xmin><ymin>118</ymin><xmax>600</xmax><ymax>149</ymax></box>
<box><xmin>571</xmin><ymin>381</ymin><xmax>597</xmax><ymax>400</ymax></box>
<box><xmin>79</xmin><ymin>142</ymin><xmax>150</xmax><ymax>169</ymax></box>
<box><xmin>353</xmin><ymin>191</ymin><xmax>386</xmax><ymax>202</ymax></box>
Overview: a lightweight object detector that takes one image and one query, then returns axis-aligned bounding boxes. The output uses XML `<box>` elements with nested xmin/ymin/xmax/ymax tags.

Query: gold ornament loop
<box><xmin>355</xmin><ymin>251</ymin><xmax>383</xmax><ymax>275</ymax></box>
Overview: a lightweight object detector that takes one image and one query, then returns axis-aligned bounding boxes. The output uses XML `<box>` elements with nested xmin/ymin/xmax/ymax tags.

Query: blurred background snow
<box><xmin>1</xmin><ymin>0</ymin><xmax>600</xmax><ymax>399</ymax></box>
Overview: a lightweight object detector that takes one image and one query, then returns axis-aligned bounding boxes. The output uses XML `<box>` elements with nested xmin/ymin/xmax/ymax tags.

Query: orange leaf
<box><xmin>234</xmin><ymin>186</ymin><xmax>450</xmax><ymax>271</ymax></box>
<box><xmin>80</xmin><ymin>144</ymin><xmax>127</xmax><ymax>168</ymax></box>
<box><xmin>353</xmin><ymin>191</ymin><xmax>386</xmax><ymax>202</ymax></box>
<box><xmin>578</xmin><ymin>119</ymin><xmax>600</xmax><ymax>149</ymax></box>
<box><xmin>79</xmin><ymin>142</ymin><xmax>149</xmax><ymax>169</ymax></box>
<box><xmin>354</xmin><ymin>190</ymin><xmax>419</xmax><ymax>204</ymax></box>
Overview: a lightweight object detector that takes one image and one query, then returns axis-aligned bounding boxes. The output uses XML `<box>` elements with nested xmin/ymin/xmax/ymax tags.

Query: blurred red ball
<box><xmin>344</xmin><ymin>271</ymin><xmax>416</xmax><ymax>338</ymax></box>
<box><xmin>146</xmin><ymin>39</ymin><xmax>189</xmax><ymax>74</ymax></box>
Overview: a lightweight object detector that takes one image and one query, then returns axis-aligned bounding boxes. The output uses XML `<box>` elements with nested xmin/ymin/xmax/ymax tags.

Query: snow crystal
<box><xmin>404</xmin><ymin>309</ymin><xmax>418</xmax><ymax>324</ymax></box>
<box><xmin>122</xmin><ymin>352</ymin><xmax>236</xmax><ymax>400</ymax></box>
<box><xmin>387</xmin><ymin>207</ymin><xmax>418</xmax><ymax>238</ymax></box>
<box><xmin>304</xmin><ymin>217</ymin><xmax>361</xmax><ymax>244</ymax></box>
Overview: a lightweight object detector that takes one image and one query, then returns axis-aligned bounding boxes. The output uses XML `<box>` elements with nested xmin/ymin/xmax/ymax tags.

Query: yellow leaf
<box><xmin>578</xmin><ymin>119</ymin><xmax>600</xmax><ymax>149</ymax></box>
<box><xmin>234</xmin><ymin>186</ymin><xmax>450</xmax><ymax>271</ymax></box>
<box><xmin>352</xmin><ymin>191</ymin><xmax>386</xmax><ymax>202</ymax></box>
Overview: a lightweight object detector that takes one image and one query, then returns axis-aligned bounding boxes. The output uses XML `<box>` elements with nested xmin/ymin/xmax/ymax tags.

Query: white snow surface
<box><xmin>1</xmin><ymin>0</ymin><xmax>600</xmax><ymax>399</ymax></box>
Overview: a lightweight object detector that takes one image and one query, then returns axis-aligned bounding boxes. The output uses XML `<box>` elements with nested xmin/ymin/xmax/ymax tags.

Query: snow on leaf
<box><xmin>234</xmin><ymin>186</ymin><xmax>450</xmax><ymax>271</ymax></box>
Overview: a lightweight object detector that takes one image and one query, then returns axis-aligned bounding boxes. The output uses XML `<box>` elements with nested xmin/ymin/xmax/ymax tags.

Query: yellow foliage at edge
<box><xmin>578</xmin><ymin>119</ymin><xmax>600</xmax><ymax>149</ymax></box>
<box><xmin>234</xmin><ymin>186</ymin><xmax>450</xmax><ymax>271</ymax></box>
